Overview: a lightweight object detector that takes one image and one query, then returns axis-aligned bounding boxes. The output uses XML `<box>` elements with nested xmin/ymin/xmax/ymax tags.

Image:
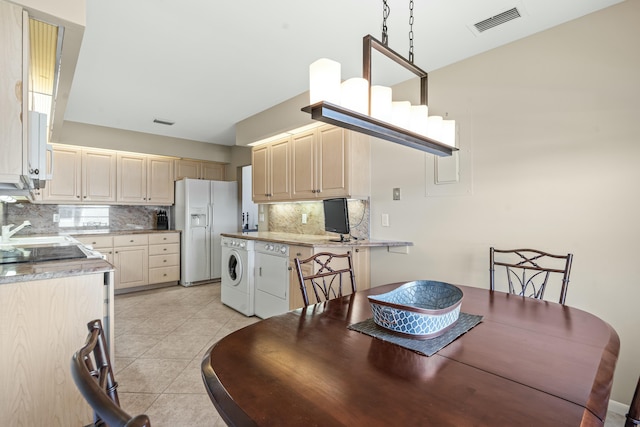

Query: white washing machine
<box><xmin>221</xmin><ymin>237</ymin><xmax>255</xmax><ymax>316</ymax></box>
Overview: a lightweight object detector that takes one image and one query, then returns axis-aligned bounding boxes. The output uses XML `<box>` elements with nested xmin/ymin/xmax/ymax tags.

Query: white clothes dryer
<box><xmin>221</xmin><ymin>237</ymin><xmax>255</xmax><ymax>316</ymax></box>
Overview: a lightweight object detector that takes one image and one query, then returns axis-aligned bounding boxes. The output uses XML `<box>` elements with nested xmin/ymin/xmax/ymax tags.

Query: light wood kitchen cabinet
<box><xmin>78</xmin><ymin>232</ymin><xmax>180</xmax><ymax>292</ymax></box>
<box><xmin>288</xmin><ymin>245</ymin><xmax>370</xmax><ymax>310</ymax></box>
<box><xmin>147</xmin><ymin>155</ymin><xmax>175</xmax><ymax>204</ymax></box>
<box><xmin>252</xmin><ymin>125</ymin><xmax>370</xmax><ymax>203</ymax></box>
<box><xmin>252</xmin><ymin>136</ymin><xmax>291</xmax><ymax>202</ymax></box>
<box><xmin>113</xmin><ymin>234</ymin><xmax>149</xmax><ymax>290</ymax></box>
<box><xmin>0</xmin><ymin>272</ymin><xmax>109</xmax><ymax>426</ymax></box>
<box><xmin>291</xmin><ymin>124</ymin><xmax>370</xmax><ymax>200</ymax></box>
<box><xmin>42</xmin><ymin>145</ymin><xmax>117</xmax><ymax>203</ymax></box>
<box><xmin>174</xmin><ymin>158</ymin><xmax>226</xmax><ymax>181</ymax></box>
<box><xmin>148</xmin><ymin>232</ymin><xmax>180</xmax><ymax>284</ymax></box>
<box><xmin>0</xmin><ymin>2</ymin><xmax>28</xmax><ymax>187</ymax></box>
<box><xmin>117</xmin><ymin>153</ymin><xmax>174</xmax><ymax>205</ymax></box>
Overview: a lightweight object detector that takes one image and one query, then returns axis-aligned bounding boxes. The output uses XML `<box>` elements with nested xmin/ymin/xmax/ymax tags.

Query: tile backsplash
<box><xmin>267</xmin><ymin>199</ymin><xmax>370</xmax><ymax>239</ymax></box>
<box><xmin>2</xmin><ymin>203</ymin><xmax>169</xmax><ymax>236</ymax></box>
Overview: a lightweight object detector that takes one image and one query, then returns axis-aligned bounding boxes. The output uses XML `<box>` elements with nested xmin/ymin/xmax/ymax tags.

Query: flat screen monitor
<box><xmin>323</xmin><ymin>198</ymin><xmax>350</xmax><ymax>242</ymax></box>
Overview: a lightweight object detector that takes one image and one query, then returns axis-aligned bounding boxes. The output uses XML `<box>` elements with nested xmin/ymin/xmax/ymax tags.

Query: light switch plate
<box><xmin>381</xmin><ymin>213</ymin><xmax>389</xmax><ymax>227</ymax></box>
<box><xmin>393</xmin><ymin>188</ymin><xmax>401</xmax><ymax>200</ymax></box>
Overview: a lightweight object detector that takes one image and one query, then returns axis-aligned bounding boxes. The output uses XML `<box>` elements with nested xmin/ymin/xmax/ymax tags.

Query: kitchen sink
<box><xmin>0</xmin><ymin>235</ymin><xmax>78</xmax><ymax>248</ymax></box>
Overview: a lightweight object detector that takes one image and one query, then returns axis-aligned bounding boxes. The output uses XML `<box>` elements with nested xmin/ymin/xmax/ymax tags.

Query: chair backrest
<box><xmin>626</xmin><ymin>376</ymin><xmax>640</xmax><ymax>427</ymax></box>
<box><xmin>294</xmin><ymin>251</ymin><xmax>357</xmax><ymax>306</ymax></box>
<box><xmin>71</xmin><ymin>319</ymin><xmax>151</xmax><ymax>427</ymax></box>
<box><xmin>489</xmin><ymin>247</ymin><xmax>573</xmax><ymax>305</ymax></box>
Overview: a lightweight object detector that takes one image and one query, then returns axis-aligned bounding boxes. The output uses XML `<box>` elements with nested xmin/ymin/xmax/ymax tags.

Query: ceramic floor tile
<box><xmin>132</xmin><ymin>315</ymin><xmax>189</xmax><ymax>336</ymax></box>
<box><xmin>117</xmin><ymin>358</ymin><xmax>190</xmax><ymax>393</ymax></box>
<box><xmin>115</xmin><ymin>333</ymin><xmax>164</xmax><ymax>358</ymax></box>
<box><xmin>143</xmin><ymin>393</ymin><xmax>221</xmax><ymax>427</ymax></box>
<box><xmin>604</xmin><ymin>411</ymin><xmax>626</xmax><ymax>426</ymax></box>
<box><xmin>170</xmin><ymin>317</ymin><xmax>226</xmax><ymax>336</ymax></box>
<box><xmin>114</xmin><ymin>357</ymin><xmax>136</xmax><ymax>374</ymax></box>
<box><xmin>167</xmin><ymin>358</ymin><xmax>209</xmax><ymax>394</ymax></box>
<box><xmin>118</xmin><ymin>392</ymin><xmax>159</xmax><ymax>416</ymax></box>
<box><xmin>190</xmin><ymin>301</ymin><xmax>238</xmax><ymax>320</ymax></box>
<box><xmin>140</xmin><ymin>332</ymin><xmax>214</xmax><ymax>360</ymax></box>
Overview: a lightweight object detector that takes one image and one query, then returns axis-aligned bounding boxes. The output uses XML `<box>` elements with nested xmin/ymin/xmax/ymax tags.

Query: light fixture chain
<box><xmin>382</xmin><ymin>0</ymin><xmax>390</xmax><ymax>46</ymax></box>
<box><xmin>408</xmin><ymin>0</ymin><xmax>414</xmax><ymax>63</ymax></box>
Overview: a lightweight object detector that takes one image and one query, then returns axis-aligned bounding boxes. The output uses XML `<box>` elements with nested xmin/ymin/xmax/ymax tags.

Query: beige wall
<box><xmin>59</xmin><ymin>120</ymin><xmax>232</xmax><ymax>163</ymax></box>
<box><xmin>370</xmin><ymin>0</ymin><xmax>639</xmax><ymax>404</ymax></box>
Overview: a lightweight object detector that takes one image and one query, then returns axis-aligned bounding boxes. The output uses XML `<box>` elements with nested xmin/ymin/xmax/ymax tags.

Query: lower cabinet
<box><xmin>77</xmin><ymin>232</ymin><xmax>181</xmax><ymax>292</ymax></box>
<box><xmin>148</xmin><ymin>233</ymin><xmax>180</xmax><ymax>283</ymax></box>
<box><xmin>288</xmin><ymin>246</ymin><xmax>370</xmax><ymax>310</ymax></box>
<box><xmin>114</xmin><ymin>234</ymin><xmax>149</xmax><ymax>290</ymax></box>
<box><xmin>0</xmin><ymin>272</ymin><xmax>109</xmax><ymax>426</ymax></box>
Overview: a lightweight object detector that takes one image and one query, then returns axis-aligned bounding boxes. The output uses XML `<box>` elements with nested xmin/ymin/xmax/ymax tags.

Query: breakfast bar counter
<box><xmin>221</xmin><ymin>231</ymin><xmax>412</xmax><ymax>248</ymax></box>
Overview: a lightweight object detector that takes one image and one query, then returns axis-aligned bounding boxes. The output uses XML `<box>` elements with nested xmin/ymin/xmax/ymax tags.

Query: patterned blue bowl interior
<box><xmin>368</xmin><ymin>280</ymin><xmax>463</xmax><ymax>337</ymax></box>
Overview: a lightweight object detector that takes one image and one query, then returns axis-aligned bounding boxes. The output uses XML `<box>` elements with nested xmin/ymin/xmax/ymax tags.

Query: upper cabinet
<box><xmin>252</xmin><ymin>125</ymin><xmax>370</xmax><ymax>203</ymax></box>
<box><xmin>174</xmin><ymin>158</ymin><xmax>225</xmax><ymax>181</ymax></box>
<box><xmin>39</xmin><ymin>144</ymin><xmax>176</xmax><ymax>205</ymax></box>
<box><xmin>0</xmin><ymin>2</ymin><xmax>28</xmax><ymax>188</ymax></box>
<box><xmin>42</xmin><ymin>145</ymin><xmax>116</xmax><ymax>203</ymax></box>
<box><xmin>252</xmin><ymin>136</ymin><xmax>291</xmax><ymax>203</ymax></box>
<box><xmin>117</xmin><ymin>153</ymin><xmax>174</xmax><ymax>205</ymax></box>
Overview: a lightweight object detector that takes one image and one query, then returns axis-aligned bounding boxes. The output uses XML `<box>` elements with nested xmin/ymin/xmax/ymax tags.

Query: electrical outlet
<box><xmin>259</xmin><ymin>213</ymin><xmax>265</xmax><ymax>222</ymax></box>
<box><xmin>53</xmin><ymin>213</ymin><xmax>60</xmax><ymax>223</ymax></box>
<box><xmin>381</xmin><ymin>213</ymin><xmax>390</xmax><ymax>227</ymax></box>
<box><xmin>302</xmin><ymin>213</ymin><xmax>307</xmax><ymax>224</ymax></box>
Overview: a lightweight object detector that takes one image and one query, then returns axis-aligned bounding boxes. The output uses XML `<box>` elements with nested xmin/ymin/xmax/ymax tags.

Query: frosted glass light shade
<box><xmin>309</xmin><ymin>58</ymin><xmax>341</xmax><ymax>105</ymax></box>
<box><xmin>409</xmin><ymin>105</ymin><xmax>429</xmax><ymax>136</ymax></box>
<box><xmin>370</xmin><ymin>85</ymin><xmax>392</xmax><ymax>122</ymax></box>
<box><xmin>391</xmin><ymin>101</ymin><xmax>411</xmax><ymax>129</ymax></box>
<box><xmin>340</xmin><ymin>77</ymin><xmax>369</xmax><ymax>115</ymax></box>
<box><xmin>441</xmin><ymin>120</ymin><xmax>456</xmax><ymax>147</ymax></box>
<box><xmin>427</xmin><ymin>115</ymin><xmax>443</xmax><ymax>140</ymax></box>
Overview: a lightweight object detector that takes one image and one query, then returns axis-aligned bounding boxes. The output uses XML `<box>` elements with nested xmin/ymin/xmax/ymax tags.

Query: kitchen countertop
<box><xmin>221</xmin><ymin>231</ymin><xmax>412</xmax><ymax>248</ymax></box>
<box><xmin>0</xmin><ymin>257</ymin><xmax>113</xmax><ymax>284</ymax></box>
<box><xmin>68</xmin><ymin>229</ymin><xmax>180</xmax><ymax>237</ymax></box>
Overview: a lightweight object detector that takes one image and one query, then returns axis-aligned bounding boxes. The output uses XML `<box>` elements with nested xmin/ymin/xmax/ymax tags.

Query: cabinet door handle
<box><xmin>288</xmin><ymin>266</ymin><xmax>292</xmax><ymax>271</ymax></box>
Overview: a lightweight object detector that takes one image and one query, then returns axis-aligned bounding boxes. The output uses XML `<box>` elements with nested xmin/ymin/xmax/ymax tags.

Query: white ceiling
<box><xmin>64</xmin><ymin>0</ymin><xmax>623</xmax><ymax>146</ymax></box>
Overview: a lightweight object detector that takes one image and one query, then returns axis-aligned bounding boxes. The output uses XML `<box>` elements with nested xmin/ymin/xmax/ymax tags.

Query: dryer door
<box><xmin>223</xmin><ymin>249</ymin><xmax>244</xmax><ymax>288</ymax></box>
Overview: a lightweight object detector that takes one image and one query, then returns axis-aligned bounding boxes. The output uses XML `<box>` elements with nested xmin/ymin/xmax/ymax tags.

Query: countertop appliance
<box><xmin>175</xmin><ymin>179</ymin><xmax>238</xmax><ymax>286</ymax></box>
<box><xmin>254</xmin><ymin>241</ymin><xmax>289</xmax><ymax>318</ymax></box>
<box><xmin>221</xmin><ymin>237</ymin><xmax>255</xmax><ymax>316</ymax></box>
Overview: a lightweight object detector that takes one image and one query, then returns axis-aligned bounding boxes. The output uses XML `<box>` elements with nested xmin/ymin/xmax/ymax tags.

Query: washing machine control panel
<box><xmin>222</xmin><ymin>237</ymin><xmax>253</xmax><ymax>251</ymax></box>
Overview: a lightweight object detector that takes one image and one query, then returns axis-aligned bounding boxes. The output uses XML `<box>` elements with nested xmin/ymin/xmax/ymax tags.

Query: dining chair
<box><xmin>71</xmin><ymin>319</ymin><xmax>151</xmax><ymax>427</ymax></box>
<box><xmin>489</xmin><ymin>247</ymin><xmax>573</xmax><ymax>304</ymax></box>
<box><xmin>294</xmin><ymin>251</ymin><xmax>357</xmax><ymax>306</ymax></box>
<box><xmin>626</xmin><ymin>376</ymin><xmax>640</xmax><ymax>427</ymax></box>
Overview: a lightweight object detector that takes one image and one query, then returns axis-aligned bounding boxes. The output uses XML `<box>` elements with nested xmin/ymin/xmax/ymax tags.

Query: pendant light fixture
<box><xmin>302</xmin><ymin>1</ymin><xmax>457</xmax><ymax>156</ymax></box>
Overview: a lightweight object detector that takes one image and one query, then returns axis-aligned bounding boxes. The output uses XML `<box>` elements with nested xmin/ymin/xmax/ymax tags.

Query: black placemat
<box><xmin>348</xmin><ymin>312</ymin><xmax>483</xmax><ymax>356</ymax></box>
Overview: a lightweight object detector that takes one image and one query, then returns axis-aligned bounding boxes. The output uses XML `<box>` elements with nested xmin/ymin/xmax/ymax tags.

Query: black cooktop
<box><xmin>0</xmin><ymin>245</ymin><xmax>88</xmax><ymax>264</ymax></box>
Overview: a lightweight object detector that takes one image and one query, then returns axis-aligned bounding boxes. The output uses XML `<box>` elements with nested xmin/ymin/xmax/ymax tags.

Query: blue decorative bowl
<box><xmin>368</xmin><ymin>281</ymin><xmax>463</xmax><ymax>339</ymax></box>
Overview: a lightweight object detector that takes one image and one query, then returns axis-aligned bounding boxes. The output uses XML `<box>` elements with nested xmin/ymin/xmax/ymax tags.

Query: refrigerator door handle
<box><xmin>206</xmin><ymin>204</ymin><xmax>211</xmax><ymax>228</ymax></box>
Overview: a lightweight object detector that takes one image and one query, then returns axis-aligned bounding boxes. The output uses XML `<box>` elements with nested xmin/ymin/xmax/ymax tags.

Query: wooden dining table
<box><xmin>201</xmin><ymin>283</ymin><xmax>619</xmax><ymax>427</ymax></box>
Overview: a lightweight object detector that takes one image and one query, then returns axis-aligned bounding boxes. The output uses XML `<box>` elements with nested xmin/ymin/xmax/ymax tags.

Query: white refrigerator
<box><xmin>175</xmin><ymin>179</ymin><xmax>238</xmax><ymax>286</ymax></box>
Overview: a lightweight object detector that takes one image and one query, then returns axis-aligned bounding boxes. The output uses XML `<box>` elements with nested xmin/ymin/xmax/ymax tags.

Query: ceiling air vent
<box><xmin>153</xmin><ymin>118</ymin><xmax>175</xmax><ymax>126</ymax></box>
<box><xmin>474</xmin><ymin>7</ymin><xmax>521</xmax><ymax>33</ymax></box>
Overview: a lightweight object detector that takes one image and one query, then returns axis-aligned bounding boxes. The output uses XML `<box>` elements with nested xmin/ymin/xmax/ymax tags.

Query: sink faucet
<box><xmin>1</xmin><ymin>220</ymin><xmax>32</xmax><ymax>242</ymax></box>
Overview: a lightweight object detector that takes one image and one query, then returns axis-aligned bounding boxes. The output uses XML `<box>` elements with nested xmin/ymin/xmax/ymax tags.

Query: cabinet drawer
<box><xmin>149</xmin><ymin>266</ymin><xmax>180</xmax><ymax>283</ymax></box>
<box><xmin>148</xmin><ymin>243</ymin><xmax>179</xmax><ymax>256</ymax></box>
<box><xmin>76</xmin><ymin>235</ymin><xmax>113</xmax><ymax>248</ymax></box>
<box><xmin>148</xmin><ymin>233</ymin><xmax>180</xmax><ymax>245</ymax></box>
<box><xmin>114</xmin><ymin>234</ymin><xmax>149</xmax><ymax>247</ymax></box>
<box><xmin>290</xmin><ymin>246</ymin><xmax>313</xmax><ymax>262</ymax></box>
<box><xmin>149</xmin><ymin>253</ymin><xmax>180</xmax><ymax>268</ymax></box>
